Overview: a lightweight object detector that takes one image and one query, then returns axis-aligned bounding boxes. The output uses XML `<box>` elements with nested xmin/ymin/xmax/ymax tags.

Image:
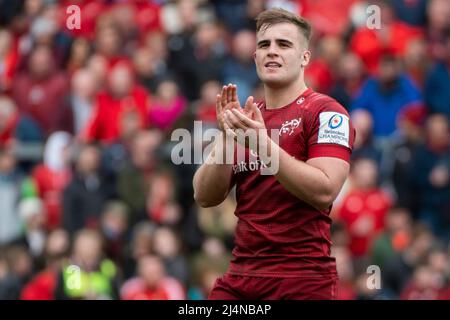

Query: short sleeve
<box><xmin>306</xmin><ymin>101</ymin><xmax>356</xmax><ymax>163</ymax></box>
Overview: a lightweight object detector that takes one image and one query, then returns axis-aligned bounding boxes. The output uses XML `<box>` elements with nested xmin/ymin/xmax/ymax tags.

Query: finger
<box><xmin>250</xmin><ymin>102</ymin><xmax>264</xmax><ymax>123</ymax></box>
<box><xmin>221</xmin><ymin>86</ymin><xmax>227</xmax><ymax>109</ymax></box>
<box><xmin>225</xmin><ymin>110</ymin><xmax>247</xmax><ymax>130</ymax></box>
<box><xmin>227</xmin><ymin>84</ymin><xmax>233</xmax><ymax>104</ymax></box>
<box><xmin>231</xmin><ymin>108</ymin><xmax>258</xmax><ymax>128</ymax></box>
<box><xmin>222</xmin><ymin>110</ymin><xmax>236</xmax><ymax>130</ymax></box>
<box><xmin>222</xmin><ymin>120</ymin><xmax>237</xmax><ymax>139</ymax></box>
<box><xmin>244</xmin><ymin>96</ymin><xmax>254</xmax><ymax>109</ymax></box>
<box><xmin>216</xmin><ymin>94</ymin><xmax>222</xmax><ymax>116</ymax></box>
<box><xmin>231</xmin><ymin>85</ymin><xmax>238</xmax><ymax>103</ymax></box>
<box><xmin>243</xmin><ymin>96</ymin><xmax>254</xmax><ymax>116</ymax></box>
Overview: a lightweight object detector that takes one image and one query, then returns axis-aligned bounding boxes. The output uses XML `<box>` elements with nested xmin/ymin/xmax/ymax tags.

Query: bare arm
<box><xmin>193</xmin><ymin>85</ymin><xmax>246</xmax><ymax>208</ymax></box>
<box><xmin>272</xmin><ymin>148</ymin><xmax>349</xmax><ymax>210</ymax></box>
<box><xmin>193</xmin><ymin>132</ymin><xmax>234</xmax><ymax>207</ymax></box>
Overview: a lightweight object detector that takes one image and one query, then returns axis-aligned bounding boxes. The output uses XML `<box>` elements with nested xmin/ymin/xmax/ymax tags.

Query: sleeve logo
<box><xmin>318</xmin><ymin>112</ymin><xmax>349</xmax><ymax>147</ymax></box>
<box><xmin>328</xmin><ymin>114</ymin><xmax>343</xmax><ymax>129</ymax></box>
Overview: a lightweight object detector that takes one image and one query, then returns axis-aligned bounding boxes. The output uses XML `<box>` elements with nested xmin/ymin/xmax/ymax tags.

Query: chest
<box><xmin>263</xmin><ymin>107</ymin><xmax>309</xmax><ymax>160</ymax></box>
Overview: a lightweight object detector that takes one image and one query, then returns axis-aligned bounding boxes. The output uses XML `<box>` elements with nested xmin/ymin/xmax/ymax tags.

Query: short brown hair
<box><xmin>256</xmin><ymin>8</ymin><xmax>312</xmax><ymax>44</ymax></box>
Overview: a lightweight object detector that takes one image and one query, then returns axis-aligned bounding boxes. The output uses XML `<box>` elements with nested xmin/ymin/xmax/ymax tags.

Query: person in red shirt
<box><xmin>12</xmin><ymin>45</ymin><xmax>70</xmax><ymax>136</ymax></box>
<box><xmin>0</xmin><ymin>29</ymin><xmax>19</xmax><ymax>93</ymax></box>
<box><xmin>32</xmin><ymin>131</ymin><xmax>72</xmax><ymax>230</ymax></box>
<box><xmin>120</xmin><ymin>255</ymin><xmax>185</xmax><ymax>300</ymax></box>
<box><xmin>350</xmin><ymin>0</ymin><xmax>423</xmax><ymax>74</ymax></box>
<box><xmin>193</xmin><ymin>8</ymin><xmax>355</xmax><ymax>300</ymax></box>
<box><xmin>83</xmin><ymin>62</ymin><xmax>150</xmax><ymax>144</ymax></box>
<box><xmin>337</xmin><ymin>156</ymin><xmax>391</xmax><ymax>258</ymax></box>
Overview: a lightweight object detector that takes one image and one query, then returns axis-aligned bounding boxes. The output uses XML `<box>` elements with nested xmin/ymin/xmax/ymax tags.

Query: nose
<box><xmin>267</xmin><ymin>43</ymin><xmax>279</xmax><ymax>57</ymax></box>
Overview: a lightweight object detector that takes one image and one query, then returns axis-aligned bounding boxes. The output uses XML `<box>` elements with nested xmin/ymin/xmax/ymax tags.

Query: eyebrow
<box><xmin>257</xmin><ymin>39</ymin><xmax>294</xmax><ymax>47</ymax></box>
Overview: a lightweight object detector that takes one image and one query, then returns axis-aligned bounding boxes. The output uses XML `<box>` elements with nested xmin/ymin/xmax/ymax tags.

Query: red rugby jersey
<box><xmin>229</xmin><ymin>88</ymin><xmax>356</xmax><ymax>278</ymax></box>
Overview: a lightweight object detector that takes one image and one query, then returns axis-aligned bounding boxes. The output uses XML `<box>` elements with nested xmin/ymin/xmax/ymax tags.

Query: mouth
<box><xmin>264</xmin><ymin>62</ymin><xmax>282</xmax><ymax>68</ymax></box>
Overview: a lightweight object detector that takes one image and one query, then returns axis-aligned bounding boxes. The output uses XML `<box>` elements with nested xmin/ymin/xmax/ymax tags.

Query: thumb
<box><xmin>251</xmin><ymin>102</ymin><xmax>264</xmax><ymax>123</ymax></box>
<box><xmin>243</xmin><ymin>96</ymin><xmax>254</xmax><ymax>113</ymax></box>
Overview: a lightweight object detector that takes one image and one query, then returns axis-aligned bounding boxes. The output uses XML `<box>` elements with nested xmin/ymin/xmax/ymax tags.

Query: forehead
<box><xmin>257</xmin><ymin>22</ymin><xmax>302</xmax><ymax>43</ymax></box>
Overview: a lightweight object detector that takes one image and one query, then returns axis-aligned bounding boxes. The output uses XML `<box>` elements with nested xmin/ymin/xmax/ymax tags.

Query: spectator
<box><xmin>133</xmin><ymin>46</ymin><xmax>160</xmax><ymax>94</ymax></box>
<box><xmin>101</xmin><ymin>109</ymin><xmax>153</xmax><ymax>183</ymax></box>
<box><xmin>12</xmin><ymin>45</ymin><xmax>70</xmax><ymax>136</ymax></box>
<box><xmin>350</xmin><ymin>109</ymin><xmax>382</xmax><ymax>163</ymax></box>
<box><xmin>0</xmin><ymin>28</ymin><xmax>19</xmax><ymax>93</ymax></box>
<box><xmin>382</xmin><ymin>224</ymin><xmax>434</xmax><ymax>297</ymax></box>
<box><xmin>410</xmin><ymin>114</ymin><xmax>450</xmax><ymax>239</ymax></box>
<box><xmin>148</xmin><ymin>79</ymin><xmax>187</xmax><ymax>132</ymax></box>
<box><xmin>17</xmin><ymin>197</ymin><xmax>47</xmax><ymax>258</ymax></box>
<box><xmin>146</xmin><ymin>168</ymin><xmax>181</xmax><ymax>226</ymax></box>
<box><xmin>83</xmin><ymin>62</ymin><xmax>150</xmax><ymax>144</ymax></box>
<box><xmin>62</xmin><ymin>144</ymin><xmax>114</xmax><ymax>235</ymax></box>
<box><xmin>305</xmin><ymin>35</ymin><xmax>343</xmax><ymax>94</ymax></box>
<box><xmin>384</xmin><ymin>104</ymin><xmax>427</xmax><ymax>209</ymax></box>
<box><xmin>0</xmin><ymin>245</ymin><xmax>33</xmax><ymax>299</ymax></box>
<box><xmin>94</xmin><ymin>23</ymin><xmax>126</xmax><ymax>67</ymax></box>
<box><xmin>337</xmin><ymin>157</ymin><xmax>392</xmax><ymax>260</ymax></box>
<box><xmin>100</xmin><ymin>200</ymin><xmax>130</xmax><ymax>266</ymax></box>
<box><xmin>54</xmin><ymin>229</ymin><xmax>119</xmax><ymax>300</ymax></box>
<box><xmin>332</xmin><ymin>246</ymin><xmax>356</xmax><ymax>300</ymax></box>
<box><xmin>117</xmin><ymin>130</ymin><xmax>162</xmax><ymax>225</ymax></box>
<box><xmin>121</xmin><ymin>254</ymin><xmax>185</xmax><ymax>300</ymax></box>
<box><xmin>189</xmin><ymin>237</ymin><xmax>233</xmax><ymax>299</ymax></box>
<box><xmin>66</xmin><ymin>37</ymin><xmax>92</xmax><ymax>75</ymax></box>
<box><xmin>138</xmin><ymin>30</ymin><xmax>172</xmax><ymax>92</ymax></box>
<box><xmin>329</xmin><ymin>52</ymin><xmax>366</xmax><ymax>109</ymax></box>
<box><xmin>0</xmin><ymin>95</ymin><xmax>43</xmax><ymax>148</ymax></box>
<box><xmin>197</xmin><ymin>194</ymin><xmax>237</xmax><ymax>247</ymax></box>
<box><xmin>222</xmin><ymin>29</ymin><xmax>259</xmax><ymax>104</ymax></box>
<box><xmin>351</xmin><ymin>53</ymin><xmax>422</xmax><ymax>138</ymax></box>
<box><xmin>424</xmin><ymin>31</ymin><xmax>450</xmax><ymax>118</ymax></box>
<box><xmin>370</xmin><ymin>207</ymin><xmax>413</xmax><ymax>269</ymax></box>
<box><xmin>0</xmin><ymin>147</ymin><xmax>25</xmax><ymax>245</ymax></box>
<box><xmin>400</xmin><ymin>264</ymin><xmax>442</xmax><ymax>300</ymax></box>
<box><xmin>426</xmin><ymin>0</ymin><xmax>450</xmax><ymax>60</ymax></box>
<box><xmin>194</xmin><ymin>79</ymin><xmax>222</xmax><ymax>127</ymax></box>
<box><xmin>350</xmin><ymin>0</ymin><xmax>423</xmax><ymax>74</ymax></box>
<box><xmin>20</xmin><ymin>228</ymin><xmax>70</xmax><ymax>300</ymax></box>
<box><xmin>31</xmin><ymin>131</ymin><xmax>72</xmax><ymax>230</ymax></box>
<box><xmin>169</xmin><ymin>20</ymin><xmax>227</xmax><ymax>100</ymax></box>
<box><xmin>86</xmin><ymin>54</ymin><xmax>108</xmax><ymax>89</ymax></box>
<box><xmin>70</xmin><ymin>69</ymin><xmax>99</xmax><ymax>136</ymax></box>
<box><xmin>404</xmin><ymin>38</ymin><xmax>430</xmax><ymax>89</ymax></box>
<box><xmin>391</xmin><ymin>0</ymin><xmax>428</xmax><ymax>27</ymax></box>
<box><xmin>152</xmin><ymin>226</ymin><xmax>189</xmax><ymax>285</ymax></box>
<box><xmin>211</xmin><ymin>0</ymin><xmax>253</xmax><ymax>33</ymax></box>
<box><xmin>123</xmin><ymin>221</ymin><xmax>156</xmax><ymax>279</ymax></box>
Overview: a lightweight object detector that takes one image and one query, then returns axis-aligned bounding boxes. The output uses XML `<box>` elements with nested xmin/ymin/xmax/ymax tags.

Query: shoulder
<box><xmin>305</xmin><ymin>92</ymin><xmax>350</xmax><ymax>120</ymax></box>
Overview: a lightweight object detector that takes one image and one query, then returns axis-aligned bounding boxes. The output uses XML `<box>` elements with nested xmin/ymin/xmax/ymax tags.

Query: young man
<box><xmin>193</xmin><ymin>8</ymin><xmax>355</xmax><ymax>299</ymax></box>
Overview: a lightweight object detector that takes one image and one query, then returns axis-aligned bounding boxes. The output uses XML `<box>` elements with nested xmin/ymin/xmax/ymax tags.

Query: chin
<box><xmin>261</xmin><ymin>76</ymin><xmax>288</xmax><ymax>89</ymax></box>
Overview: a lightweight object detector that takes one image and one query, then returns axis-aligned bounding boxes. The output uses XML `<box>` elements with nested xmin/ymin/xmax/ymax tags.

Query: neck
<box><xmin>264</xmin><ymin>77</ymin><xmax>308</xmax><ymax>109</ymax></box>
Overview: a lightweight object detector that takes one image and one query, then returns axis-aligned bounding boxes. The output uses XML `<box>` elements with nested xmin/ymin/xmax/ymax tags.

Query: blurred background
<box><xmin>0</xmin><ymin>0</ymin><xmax>449</xmax><ymax>300</ymax></box>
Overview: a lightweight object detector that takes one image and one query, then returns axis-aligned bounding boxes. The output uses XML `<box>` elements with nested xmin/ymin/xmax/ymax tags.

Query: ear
<box><xmin>301</xmin><ymin>50</ymin><xmax>311</xmax><ymax>67</ymax></box>
<box><xmin>253</xmin><ymin>51</ymin><xmax>256</xmax><ymax>60</ymax></box>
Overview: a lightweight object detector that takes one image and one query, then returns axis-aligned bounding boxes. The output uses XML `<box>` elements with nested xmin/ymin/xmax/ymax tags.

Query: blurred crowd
<box><xmin>0</xmin><ymin>0</ymin><xmax>449</xmax><ymax>300</ymax></box>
